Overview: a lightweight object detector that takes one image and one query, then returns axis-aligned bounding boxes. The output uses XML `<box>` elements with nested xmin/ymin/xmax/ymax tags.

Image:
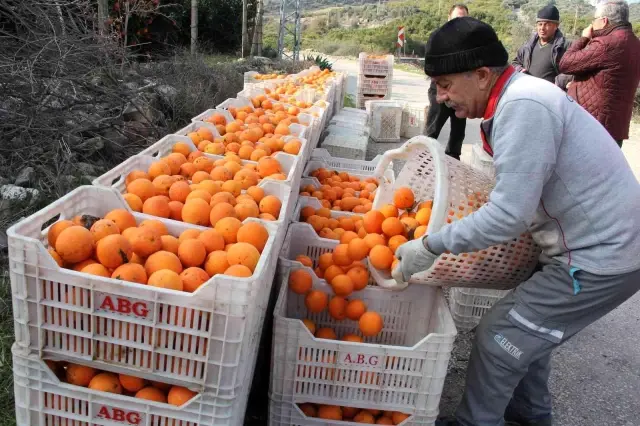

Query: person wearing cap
<box><xmin>559</xmin><ymin>0</ymin><xmax>640</xmax><ymax>147</ymax></box>
<box><xmin>425</xmin><ymin>3</ymin><xmax>469</xmax><ymax>161</ymax></box>
<box><xmin>512</xmin><ymin>5</ymin><xmax>569</xmax><ymax>86</ymax></box>
<box><xmin>392</xmin><ymin>16</ymin><xmax>640</xmax><ymax>426</ymax></box>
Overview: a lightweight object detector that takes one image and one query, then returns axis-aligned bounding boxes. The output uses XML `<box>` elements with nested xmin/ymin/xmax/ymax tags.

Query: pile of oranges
<box><xmin>289</xmin><ymin>264</ymin><xmax>383</xmax><ymax>339</ymax></box>
<box><xmin>47</xmin><ymin>208</ymin><xmax>270</xmax><ymax>291</ymax></box>
<box><xmin>251</xmin><ymin>73</ymin><xmax>287</xmax><ymax>81</ymax></box>
<box><xmin>46</xmin><ymin>360</ymin><xmax>196</xmax><ymax>405</ymax></box>
<box><xmin>122</xmin><ymin>147</ymin><xmax>284</xmax><ymax>227</ymax></box>
<box><xmin>299</xmin><ymin>168</ymin><xmax>380</xmax><ymax>213</ymax></box>
<box><xmin>297</xmin><ymin>403</ymin><xmax>409</xmax><ymax>424</ymax></box>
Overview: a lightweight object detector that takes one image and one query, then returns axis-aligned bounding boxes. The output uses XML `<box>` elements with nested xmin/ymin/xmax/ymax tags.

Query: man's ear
<box><xmin>475</xmin><ymin>67</ymin><xmax>493</xmax><ymax>91</ymax></box>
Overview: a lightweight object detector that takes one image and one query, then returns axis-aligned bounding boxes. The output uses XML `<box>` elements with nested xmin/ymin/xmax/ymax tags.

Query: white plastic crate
<box><xmin>12</xmin><ymin>342</ymin><xmax>260</xmax><ymax>426</ymax></box>
<box><xmin>357</xmin><ymin>93</ymin><xmax>390</xmax><ymax>110</ymax></box>
<box><xmin>320</xmin><ymin>133</ymin><xmax>369</xmax><ymax>161</ymax></box>
<box><xmin>370</xmin><ymin>136</ymin><xmax>541</xmax><ymax>290</ymax></box>
<box><xmin>8</xmin><ymin>186</ymin><xmax>281</xmax><ymax>394</ymax></box>
<box><xmin>174</xmin><ymin>121</ymin><xmax>222</xmax><ymax>140</ymax></box>
<box><xmin>402</xmin><ymin>103</ymin><xmax>428</xmax><ymax>139</ymax></box>
<box><xmin>269</xmin><ymin>259</ymin><xmax>456</xmax><ymax>414</ymax></box>
<box><xmin>357</xmin><ymin>75</ymin><xmax>392</xmax><ymax>97</ymax></box>
<box><xmin>358</xmin><ymin>53</ymin><xmax>394</xmax><ymax>77</ymax></box>
<box><xmin>332</xmin><ymin>110</ymin><xmax>369</xmax><ymax>128</ymax></box>
<box><xmin>366</xmin><ymin>100</ymin><xmax>403</xmax><ymax>143</ymax></box>
<box><xmin>327</xmin><ymin>120</ymin><xmax>370</xmax><ymax>135</ymax></box>
<box><xmin>268</xmin><ymin>397</ymin><xmax>438</xmax><ymax>426</ymax></box>
<box><xmin>470</xmin><ymin>143</ymin><xmax>495</xmax><ymax>178</ymax></box>
<box><xmin>449</xmin><ymin>287</ymin><xmax>511</xmax><ymax>331</ymax></box>
<box><xmin>188</xmin><ymin>108</ymin><xmax>235</xmax><ymax>127</ymax></box>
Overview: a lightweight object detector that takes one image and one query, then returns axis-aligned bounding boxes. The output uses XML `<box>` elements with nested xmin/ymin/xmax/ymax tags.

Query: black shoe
<box><xmin>504</xmin><ymin>406</ymin><xmax>553</xmax><ymax>426</ymax></box>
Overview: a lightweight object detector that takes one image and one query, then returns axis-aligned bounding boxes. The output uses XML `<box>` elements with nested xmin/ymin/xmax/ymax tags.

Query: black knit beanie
<box><xmin>424</xmin><ymin>17</ymin><xmax>508</xmax><ymax>77</ymax></box>
<box><xmin>537</xmin><ymin>5</ymin><xmax>560</xmax><ymax>22</ymax></box>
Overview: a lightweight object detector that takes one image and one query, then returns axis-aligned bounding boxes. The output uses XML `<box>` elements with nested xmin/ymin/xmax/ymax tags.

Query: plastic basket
<box><xmin>402</xmin><ymin>103</ymin><xmax>428</xmax><ymax>139</ymax></box>
<box><xmin>448</xmin><ymin>287</ymin><xmax>511</xmax><ymax>331</ymax></box>
<box><xmin>8</xmin><ymin>186</ymin><xmax>280</xmax><ymax>393</ymax></box>
<box><xmin>319</xmin><ymin>133</ymin><xmax>369</xmax><ymax>161</ymax></box>
<box><xmin>357</xmin><ymin>75</ymin><xmax>392</xmax><ymax>97</ymax></box>
<box><xmin>12</xmin><ymin>343</ymin><xmax>258</xmax><ymax>426</ymax></box>
<box><xmin>269</xmin><ymin>259</ymin><xmax>456</xmax><ymax>414</ymax></box>
<box><xmin>370</xmin><ymin>136</ymin><xmax>541</xmax><ymax>290</ymax></box>
<box><xmin>358</xmin><ymin>53</ymin><xmax>394</xmax><ymax>77</ymax></box>
<box><xmin>366</xmin><ymin>101</ymin><xmax>403</xmax><ymax>143</ymax></box>
<box><xmin>268</xmin><ymin>397</ymin><xmax>438</xmax><ymax>426</ymax></box>
<box><xmin>470</xmin><ymin>143</ymin><xmax>495</xmax><ymax>178</ymax></box>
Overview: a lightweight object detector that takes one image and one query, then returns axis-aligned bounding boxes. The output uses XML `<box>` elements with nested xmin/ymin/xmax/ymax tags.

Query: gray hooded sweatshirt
<box><xmin>427</xmin><ymin>72</ymin><xmax>640</xmax><ymax>276</ymax></box>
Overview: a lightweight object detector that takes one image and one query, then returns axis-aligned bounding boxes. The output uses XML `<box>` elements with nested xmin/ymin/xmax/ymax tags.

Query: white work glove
<box><xmin>391</xmin><ymin>236</ymin><xmax>439</xmax><ymax>284</ymax></box>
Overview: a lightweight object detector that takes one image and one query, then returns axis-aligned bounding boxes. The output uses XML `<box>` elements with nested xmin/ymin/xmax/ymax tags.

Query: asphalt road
<box><xmin>331</xmin><ymin>57</ymin><xmax>640</xmax><ymax>426</ymax></box>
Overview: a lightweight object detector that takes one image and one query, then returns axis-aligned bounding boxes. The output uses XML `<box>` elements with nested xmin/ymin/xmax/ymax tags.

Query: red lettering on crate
<box><xmin>342</xmin><ymin>353</ymin><xmax>379</xmax><ymax>366</ymax></box>
<box><xmin>99</xmin><ymin>296</ymin><xmax>149</xmax><ymax>318</ymax></box>
<box><xmin>96</xmin><ymin>406</ymin><xmax>142</xmax><ymax>424</ymax></box>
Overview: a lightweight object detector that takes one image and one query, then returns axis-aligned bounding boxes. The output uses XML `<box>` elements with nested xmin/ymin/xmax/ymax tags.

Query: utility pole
<box><xmin>277</xmin><ymin>0</ymin><xmax>301</xmax><ymax>61</ymax></box>
<box><xmin>191</xmin><ymin>0</ymin><xmax>198</xmax><ymax>54</ymax></box>
<box><xmin>242</xmin><ymin>0</ymin><xmax>248</xmax><ymax>57</ymax></box>
<box><xmin>251</xmin><ymin>0</ymin><xmax>264</xmax><ymax>57</ymax></box>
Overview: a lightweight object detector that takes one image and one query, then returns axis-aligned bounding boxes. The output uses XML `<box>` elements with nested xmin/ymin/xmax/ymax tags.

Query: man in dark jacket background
<box><xmin>513</xmin><ymin>5</ymin><xmax>569</xmax><ymax>85</ymax></box>
<box><xmin>559</xmin><ymin>0</ymin><xmax>640</xmax><ymax>147</ymax></box>
<box><xmin>425</xmin><ymin>3</ymin><xmax>468</xmax><ymax>161</ymax></box>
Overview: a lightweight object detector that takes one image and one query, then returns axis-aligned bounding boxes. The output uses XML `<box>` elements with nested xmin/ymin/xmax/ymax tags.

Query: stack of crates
<box><xmin>357</xmin><ymin>53</ymin><xmax>394</xmax><ymax>109</ymax></box>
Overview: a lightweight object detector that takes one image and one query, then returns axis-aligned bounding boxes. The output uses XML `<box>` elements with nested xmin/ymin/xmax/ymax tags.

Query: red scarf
<box><xmin>481</xmin><ymin>65</ymin><xmax>516</xmax><ymax>157</ymax></box>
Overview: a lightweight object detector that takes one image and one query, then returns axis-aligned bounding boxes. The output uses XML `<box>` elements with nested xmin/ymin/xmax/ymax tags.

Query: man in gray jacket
<box><xmin>513</xmin><ymin>5</ymin><xmax>569</xmax><ymax>86</ymax></box>
<box><xmin>394</xmin><ymin>17</ymin><xmax>640</xmax><ymax>426</ymax></box>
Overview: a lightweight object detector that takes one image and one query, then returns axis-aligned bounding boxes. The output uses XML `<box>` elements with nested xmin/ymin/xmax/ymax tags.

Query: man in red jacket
<box><xmin>559</xmin><ymin>0</ymin><xmax>640</xmax><ymax>147</ymax></box>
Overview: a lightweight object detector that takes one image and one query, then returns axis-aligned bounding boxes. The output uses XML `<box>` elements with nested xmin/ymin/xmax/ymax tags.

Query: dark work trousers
<box><xmin>455</xmin><ymin>257</ymin><xmax>640</xmax><ymax>426</ymax></box>
<box><xmin>616</xmin><ymin>140</ymin><xmax>623</xmax><ymax>148</ymax></box>
<box><xmin>426</xmin><ymin>84</ymin><xmax>466</xmax><ymax>160</ymax></box>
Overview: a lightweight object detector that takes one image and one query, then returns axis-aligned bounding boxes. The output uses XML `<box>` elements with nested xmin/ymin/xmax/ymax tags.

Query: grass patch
<box><xmin>394</xmin><ymin>62</ymin><xmax>424</xmax><ymax>75</ymax></box>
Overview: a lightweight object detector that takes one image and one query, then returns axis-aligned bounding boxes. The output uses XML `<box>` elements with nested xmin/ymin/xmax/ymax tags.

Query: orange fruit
<box><xmin>354</xmin><ymin>411</ymin><xmax>376</xmax><ymax>423</ymax></box>
<box><xmin>392</xmin><ymin>412</ymin><xmax>410</xmax><ymax>424</ymax></box>
<box><xmin>369</xmin><ymin>245</ymin><xmax>394</xmax><ymax>270</ymax></box>
<box><xmin>170</xmin><ymin>181</ymin><xmax>192</xmax><ymax>203</ymax></box>
<box><xmin>359</xmin><ymin>311</ymin><xmax>384</xmax><ymax>337</ymax></box>
<box><xmin>328</xmin><ymin>296</ymin><xmax>348</xmax><ymax>320</ymax></box>
<box><xmin>342</xmin><ymin>334</ymin><xmax>364</xmax><ymax>343</ymax></box>
<box><xmin>289</xmin><ymin>269</ymin><xmax>313</xmax><ymax>295</ymax></box>
<box><xmin>380</xmin><ymin>204</ymin><xmax>399</xmax><ymax>219</ymax></box>
<box><xmin>234</xmin><ymin>201</ymin><xmax>260</xmax><ymax>221</ymax></box>
<box><xmin>204</xmin><ymin>251</ymin><xmax>229</xmax><ymax>276</ymax></box>
<box><xmin>318</xmin><ymin>252</ymin><xmax>334</xmax><ymax>271</ymax></box>
<box><xmin>145</xmin><ymin>250</ymin><xmax>183</xmax><ymax>276</ymax></box>
<box><xmin>225</xmin><ymin>264</ymin><xmax>253</xmax><ymax>277</ymax></box>
<box><xmin>138</xmin><ymin>219</ymin><xmax>168</xmax><ymax>236</ymax></box>
<box><xmin>152</xmin><ymin>175</ymin><xmax>175</xmax><ymax>197</ymax></box>
<box><xmin>317</xmin><ymin>405</ymin><xmax>342</xmax><ymax>420</ymax></box>
<box><xmin>259</xmin><ymin>195</ymin><xmax>282</xmax><ymax>219</ymax></box>
<box><xmin>48</xmin><ymin>248</ymin><xmax>64</xmax><ymax>267</ymax></box>
<box><xmin>198</xmin><ymin>229</ymin><xmax>225</xmax><ymax>253</ymax></box>
<box><xmin>89</xmin><ymin>219</ymin><xmax>120</xmax><ymax>243</ymax></box>
<box><xmin>299</xmin><ymin>403</ymin><xmax>317</xmax><ymax>417</ymax></box>
<box><xmin>227</xmin><ymin>242</ymin><xmax>261</xmax><ymax>272</ymax></box>
<box><xmin>142</xmin><ymin>195</ymin><xmax>171</xmax><ymax>219</ymax></box>
<box><xmin>332</xmin><ymin>244</ymin><xmax>351</xmax><ymax>266</ymax></box>
<box><xmin>104</xmin><ymin>209</ymin><xmax>137</xmax><ymax>231</ymax></box>
<box><xmin>363</xmin><ymin>233</ymin><xmax>386</xmax><ymax>249</ymax></box>
<box><xmin>346</xmin><ymin>299</ymin><xmax>367</xmax><ymax>321</ymax></box>
<box><xmin>331</xmin><ymin>274</ymin><xmax>354</xmax><ymax>297</ymax></box>
<box><xmin>178</xmin><ymin>228</ymin><xmax>201</xmax><ymax>244</ymax></box>
<box><xmin>111</xmin><ymin>263</ymin><xmax>147</xmax><ymax>284</ymax></box>
<box><xmin>80</xmin><ymin>263</ymin><xmax>110</xmax><ymax>277</ymax></box>
<box><xmin>415</xmin><ymin>207</ymin><xmax>432</xmax><ymax>226</ymax></box>
<box><xmin>160</xmin><ymin>235</ymin><xmax>180</xmax><ymax>255</ymax></box>
<box><xmin>315</xmin><ymin>327</ymin><xmax>337</xmax><ymax>340</ymax></box>
<box><xmin>215</xmin><ymin>217</ymin><xmax>243</xmax><ymax>244</ymax></box>
<box><xmin>340</xmin><ymin>231</ymin><xmax>359</xmax><ymax>244</ymax></box>
<box><xmin>347</xmin><ymin>266</ymin><xmax>369</xmax><ymax>291</ymax></box>
<box><xmin>119</xmin><ymin>374</ymin><xmax>146</xmax><ymax>393</ymax></box>
<box><xmin>168</xmin><ymin>201</ymin><xmax>184</xmax><ymax>221</ymax></box>
<box><xmin>323</xmin><ymin>264</ymin><xmax>343</xmax><ymax>284</ymax></box>
<box><xmin>246</xmin><ymin>186</ymin><xmax>265</xmax><ymax>203</ymax></box>
<box><xmin>295</xmin><ymin>255</ymin><xmax>313</xmax><ymax>268</ymax></box>
<box><xmin>180</xmin><ymin>267</ymin><xmax>210</xmax><ymax>292</ymax></box>
<box><xmin>388</xmin><ymin>235</ymin><xmax>408</xmax><ymax>254</ymax></box>
<box><xmin>182</xmin><ymin>198</ymin><xmax>211</xmax><ymax>226</ymax></box>
<box><xmin>148</xmin><ymin>161</ymin><xmax>171</xmax><ymax>181</ymax></box>
<box><xmin>135</xmin><ymin>386</ymin><xmax>167</xmax><ymax>402</ymax></box>
<box><xmin>347</xmin><ymin>238</ymin><xmax>370</xmax><ymax>261</ymax></box>
<box><xmin>130</xmin><ymin>227</ymin><xmax>162</xmax><ymax>258</ymax></box>
<box><xmin>257</xmin><ymin>157</ymin><xmax>281</xmax><ymax>177</ymax></box>
<box><xmin>393</xmin><ymin>187</ymin><xmax>415</xmax><ymax>209</ymax></box>
<box><xmin>125</xmin><ymin>170</ymin><xmax>150</xmax><ymax>186</ymax></box>
<box><xmin>47</xmin><ymin>220</ymin><xmax>74</xmax><ymax>248</ymax></box>
<box><xmin>178</xmin><ymin>238</ymin><xmax>207</xmax><ymax>267</ymax></box>
<box><xmin>88</xmin><ymin>372</ymin><xmax>122</xmax><ymax>394</ymax></box>
<box><xmin>376</xmin><ymin>416</ymin><xmax>394</xmax><ymax>424</ymax></box>
<box><xmin>343</xmin><ymin>407</ymin><xmax>360</xmax><ymax>419</ymax></box>
<box><xmin>54</xmin><ymin>226</ymin><xmax>94</xmax><ymax>264</ymax></box>
<box><xmin>363</xmin><ymin>210</ymin><xmax>385</xmax><ymax>234</ymax></box>
<box><xmin>96</xmin><ymin>234</ymin><xmax>132</xmax><ymax>269</ymax></box>
<box><xmin>209</xmin><ymin>202</ymin><xmax>237</xmax><ymax>226</ymax></box>
<box><xmin>381</xmin><ymin>217</ymin><xmax>404</xmax><ymax>238</ymax></box>
<box><xmin>167</xmin><ymin>386</ymin><xmax>197</xmax><ymax>406</ymax></box>
<box><xmin>66</xmin><ymin>364</ymin><xmax>97</xmax><ymax>387</ymax></box>
<box><xmin>305</xmin><ymin>290</ymin><xmax>328</xmax><ymax>313</ymax></box>
<box><xmin>148</xmin><ymin>269</ymin><xmax>183</xmax><ymax>291</ymax></box>
<box><xmin>302</xmin><ymin>318</ymin><xmax>316</xmax><ymax>334</ymax></box>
